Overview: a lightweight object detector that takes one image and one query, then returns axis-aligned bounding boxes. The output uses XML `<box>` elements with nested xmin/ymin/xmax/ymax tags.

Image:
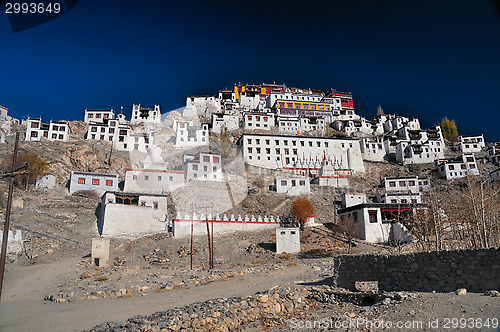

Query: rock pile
<box><xmin>89</xmin><ymin>288</ymin><xmax>309</xmax><ymax>332</ymax></box>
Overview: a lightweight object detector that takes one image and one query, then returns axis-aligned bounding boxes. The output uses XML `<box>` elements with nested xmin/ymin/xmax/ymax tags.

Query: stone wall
<box><xmin>332</xmin><ymin>247</ymin><xmax>500</xmax><ymax>293</ymax></box>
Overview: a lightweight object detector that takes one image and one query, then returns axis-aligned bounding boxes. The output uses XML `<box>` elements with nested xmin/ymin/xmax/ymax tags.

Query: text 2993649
<box><xmin>5</xmin><ymin>2</ymin><xmax>61</xmax><ymax>14</ymax></box>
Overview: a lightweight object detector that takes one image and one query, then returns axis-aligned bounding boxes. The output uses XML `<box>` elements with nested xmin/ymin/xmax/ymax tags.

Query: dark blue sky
<box><xmin>1</xmin><ymin>0</ymin><xmax>499</xmax><ymax>142</ymax></box>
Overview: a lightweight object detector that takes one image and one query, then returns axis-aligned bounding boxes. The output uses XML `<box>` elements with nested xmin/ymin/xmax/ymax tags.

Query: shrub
<box><xmin>291</xmin><ymin>197</ymin><xmax>315</xmax><ymax>230</ymax></box>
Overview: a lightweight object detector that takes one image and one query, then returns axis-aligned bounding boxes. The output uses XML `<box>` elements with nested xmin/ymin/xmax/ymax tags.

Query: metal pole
<box><xmin>0</xmin><ymin>132</ymin><xmax>20</xmax><ymax>299</ymax></box>
<box><xmin>211</xmin><ymin>218</ymin><xmax>214</xmax><ymax>269</ymax></box>
<box><xmin>206</xmin><ymin>218</ymin><xmax>212</xmax><ymax>270</ymax></box>
<box><xmin>190</xmin><ymin>221</ymin><xmax>193</xmax><ymax>270</ymax></box>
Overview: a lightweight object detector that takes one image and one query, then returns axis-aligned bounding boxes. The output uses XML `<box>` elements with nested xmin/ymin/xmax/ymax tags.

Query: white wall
<box><xmin>276</xmin><ymin>176</ymin><xmax>310</xmax><ymax>195</ymax></box>
<box><xmin>240</xmin><ymin>134</ymin><xmax>365</xmax><ymax>173</ymax></box>
<box><xmin>276</xmin><ymin>227</ymin><xmax>300</xmax><ymax>254</ymax></box>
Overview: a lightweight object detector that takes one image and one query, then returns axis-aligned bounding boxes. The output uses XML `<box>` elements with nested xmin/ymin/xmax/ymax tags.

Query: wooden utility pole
<box><xmin>0</xmin><ymin>132</ymin><xmax>20</xmax><ymax>299</ymax></box>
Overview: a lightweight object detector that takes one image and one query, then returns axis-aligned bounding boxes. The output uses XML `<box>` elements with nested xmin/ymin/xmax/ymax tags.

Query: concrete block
<box><xmin>92</xmin><ymin>237</ymin><xmax>113</xmax><ymax>268</ymax></box>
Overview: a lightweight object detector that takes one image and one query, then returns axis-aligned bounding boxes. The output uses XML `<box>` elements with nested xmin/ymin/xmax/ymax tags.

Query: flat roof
<box><xmin>71</xmin><ymin>171</ymin><xmax>119</xmax><ymax>178</ymax></box>
<box><xmin>238</xmin><ymin>133</ymin><xmax>359</xmax><ymax>141</ymax></box>
<box><xmin>104</xmin><ymin>191</ymin><xmax>168</xmax><ymax>197</ymax></box>
<box><xmin>338</xmin><ymin>202</ymin><xmax>427</xmax><ymax>214</ymax></box>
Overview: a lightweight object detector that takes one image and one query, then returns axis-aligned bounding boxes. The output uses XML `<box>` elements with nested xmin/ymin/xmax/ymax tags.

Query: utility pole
<box><xmin>0</xmin><ymin>132</ymin><xmax>21</xmax><ymax>299</ymax></box>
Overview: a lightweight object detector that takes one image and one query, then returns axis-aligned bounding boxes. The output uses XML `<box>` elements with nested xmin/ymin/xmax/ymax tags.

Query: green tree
<box><xmin>439</xmin><ymin>117</ymin><xmax>458</xmax><ymax>142</ymax></box>
<box><xmin>291</xmin><ymin>197</ymin><xmax>315</xmax><ymax>231</ymax></box>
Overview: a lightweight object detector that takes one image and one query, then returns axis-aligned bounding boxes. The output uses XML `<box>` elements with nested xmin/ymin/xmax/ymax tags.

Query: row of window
<box><xmin>30</xmin><ymin>131</ymin><xmax>65</xmax><ymax>140</ymax></box>
<box><xmin>192</xmin><ymin>164</ymin><xmax>217</xmax><ymax>172</ymax></box>
<box><xmin>192</xmin><ymin>173</ymin><xmax>217</xmax><ymax>179</ymax></box>
<box><xmin>78</xmin><ymin>178</ymin><xmax>114</xmax><ymax>186</ymax></box>
<box><xmin>247</xmin><ymin>115</ymin><xmax>269</xmax><ymax>122</ymax></box>
<box><xmin>132</xmin><ymin>174</ymin><xmax>175</xmax><ymax>181</ymax></box>
<box><xmin>87</xmin><ymin>113</ymin><xmax>111</xmax><ymax>119</ymax></box>
<box><xmin>202</xmin><ymin>155</ymin><xmax>220</xmax><ymax>163</ymax></box>
<box><xmin>388</xmin><ymin>180</ymin><xmax>416</xmax><ymax>187</ymax></box>
<box><xmin>246</xmin><ymin>138</ymin><xmax>348</xmax><ymax>148</ymax></box>
<box><xmin>277</xmin><ymin>101</ymin><xmax>330</xmax><ymax>111</ymax></box>
<box><xmin>90</xmin><ymin>134</ymin><xmax>113</xmax><ymax>141</ymax></box>
<box><xmin>446</xmin><ymin>163</ymin><xmax>476</xmax><ymax>171</ymax></box>
<box><xmin>389</xmin><ymin>199</ymin><xmax>418</xmax><ymax>204</ymax></box>
<box><xmin>30</xmin><ymin>122</ymin><xmax>67</xmax><ymax>131</ymax></box>
<box><xmin>280</xmin><ymin>179</ymin><xmax>306</xmax><ymax>187</ymax></box>
<box><xmin>179</xmin><ymin>137</ymin><xmax>207</xmax><ymax>143</ymax></box>
<box><xmin>248</xmin><ymin>147</ymin><xmax>298</xmax><ymax>155</ymax></box>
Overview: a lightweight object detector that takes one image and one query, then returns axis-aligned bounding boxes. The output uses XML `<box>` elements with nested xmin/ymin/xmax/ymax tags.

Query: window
<box><xmin>281</xmin><ymin>180</ymin><xmax>287</xmax><ymax>186</ymax></box>
<box><xmin>91</xmin><ymin>127</ymin><xmax>97</xmax><ymax>132</ymax></box>
<box><xmin>119</xmin><ymin>130</ymin><xmax>127</xmax><ymax>135</ymax></box>
<box><xmin>59</xmin><ymin>134</ymin><xmax>63</xmax><ymax>139</ymax></box>
<box><xmin>96</xmin><ymin>114</ymin><xmax>101</xmax><ymax>118</ymax></box>
<box><xmin>213</xmin><ymin>166</ymin><xmax>217</xmax><ymax>172</ymax></box>
<box><xmin>285</xmin><ymin>149</ymin><xmax>289</xmax><ymax>155</ymax></box>
<box><xmin>133</xmin><ymin>175</ymin><xmax>137</xmax><ymax>180</ymax></box>
<box><xmin>292</xmin><ymin>180</ymin><xmax>296</xmax><ymax>186</ymax></box>
<box><xmin>203</xmin><ymin>155</ymin><xmax>210</xmax><ymax>162</ymax></box>
<box><xmin>284</xmin><ymin>140</ymin><xmax>288</xmax><ymax>146</ymax></box>
<box><xmin>153</xmin><ymin>202</ymin><xmax>158</xmax><ymax>209</ymax></box>
<box><xmin>389</xmin><ymin>181</ymin><xmax>396</xmax><ymax>187</ymax></box>
<box><xmin>106</xmin><ymin>179</ymin><xmax>113</xmax><ymax>186</ymax></box>
<box><xmin>101</xmin><ymin>127</ymin><xmax>106</xmax><ymax>133</ymax></box>
<box><xmin>309</xmin><ymin>141</ymin><xmax>313</xmax><ymax>147</ymax></box>
<box><xmin>213</xmin><ymin>157</ymin><xmax>219</xmax><ymax>163</ymax></box>
<box><xmin>144</xmin><ymin>175</ymin><xmax>149</xmax><ymax>180</ymax></box>
<box><xmin>448</xmin><ymin>165</ymin><xmax>455</xmax><ymax>170</ymax></box>
<box><xmin>369</xmin><ymin>210</ymin><xmax>377</xmax><ymax>223</ymax></box>
<box><xmin>31</xmin><ymin>122</ymin><xmax>39</xmax><ymax>128</ymax></box>
<box><xmin>158</xmin><ymin>176</ymin><xmax>162</xmax><ymax>181</ymax></box>
<box><xmin>300</xmin><ymin>141</ymin><xmax>305</xmax><ymax>146</ymax></box>
<box><xmin>88</xmin><ymin>114</ymin><xmax>93</xmax><ymax>118</ymax></box>
<box><xmin>275</xmin><ymin>140</ymin><xmax>280</xmax><ymax>145</ymax></box>
<box><xmin>401</xmin><ymin>199</ymin><xmax>408</xmax><ymax>203</ymax></box>
<box><xmin>265</xmin><ymin>139</ymin><xmax>270</xmax><ymax>145</ymax></box>
<box><xmin>391</xmin><ymin>199</ymin><xmax>397</xmax><ymax>203</ymax></box>
<box><xmin>461</xmin><ymin>164</ymin><xmax>467</xmax><ymax>169</ymax></box>
<box><xmin>409</xmin><ymin>181</ymin><xmax>415</xmax><ymax>186</ymax></box>
<box><xmin>109</xmin><ymin>128</ymin><xmax>115</xmax><ymax>134</ymax></box>
<box><xmin>255</xmin><ymin>139</ymin><xmax>260</xmax><ymax>144</ymax></box>
<box><xmin>92</xmin><ymin>179</ymin><xmax>100</xmax><ymax>185</ymax></box>
<box><xmin>52</xmin><ymin>133</ymin><xmax>57</xmax><ymax>139</ymax></box>
<box><xmin>78</xmin><ymin>178</ymin><xmax>85</xmax><ymax>184</ymax></box>
<box><xmin>399</xmin><ymin>181</ymin><xmax>406</xmax><ymax>187</ymax></box>
<box><xmin>470</xmin><ymin>164</ymin><xmax>476</xmax><ymax>169</ymax></box>
<box><xmin>53</xmin><ymin>125</ymin><xmax>59</xmax><ymax>131</ymax></box>
<box><xmin>466</xmin><ymin>157</ymin><xmax>474</xmax><ymax>162</ymax></box>
<box><xmin>193</xmin><ymin>173</ymin><xmax>197</xmax><ymax>178</ymax></box>
<box><xmin>193</xmin><ymin>164</ymin><xmax>198</xmax><ymax>170</ymax></box>
<box><xmin>275</xmin><ymin>148</ymin><xmax>280</xmax><ymax>154</ymax></box>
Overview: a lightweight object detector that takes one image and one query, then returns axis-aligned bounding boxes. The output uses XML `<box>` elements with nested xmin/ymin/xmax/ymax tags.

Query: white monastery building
<box><xmin>435</xmin><ymin>154</ymin><xmax>479</xmax><ymax>179</ymax></box>
<box><xmin>238</xmin><ymin>134</ymin><xmax>365</xmax><ymax>173</ymax></box>
<box><xmin>130</xmin><ymin>104</ymin><xmax>161</xmax><ymax>125</ymax></box>
<box><xmin>25</xmin><ymin>118</ymin><xmax>69</xmax><ymax>142</ymax></box>
<box><xmin>69</xmin><ymin>171</ymin><xmax>119</xmax><ymax>195</ymax></box>
<box><xmin>456</xmin><ymin>135</ymin><xmax>485</xmax><ymax>153</ymax></box>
